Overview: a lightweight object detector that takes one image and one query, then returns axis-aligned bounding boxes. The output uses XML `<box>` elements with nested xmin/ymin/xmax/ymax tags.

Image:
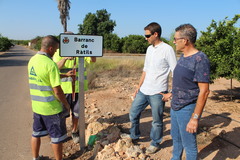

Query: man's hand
<box><xmin>66</xmin><ymin>70</ymin><xmax>74</xmax><ymax>77</ymax></box>
<box><xmin>64</xmin><ymin>57</ymin><xmax>74</xmax><ymax>60</ymax></box>
<box><xmin>160</xmin><ymin>92</ymin><xmax>172</xmax><ymax>102</ymax></box>
<box><xmin>132</xmin><ymin>88</ymin><xmax>140</xmax><ymax>100</ymax></box>
<box><xmin>60</xmin><ymin>70</ymin><xmax>74</xmax><ymax>78</ymax></box>
<box><xmin>186</xmin><ymin>118</ymin><xmax>198</xmax><ymax>133</ymax></box>
<box><xmin>62</xmin><ymin>103</ymin><xmax>70</xmax><ymax>117</ymax></box>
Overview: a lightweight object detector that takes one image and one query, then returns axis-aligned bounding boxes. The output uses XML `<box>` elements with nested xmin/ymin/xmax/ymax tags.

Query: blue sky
<box><xmin>0</xmin><ymin>0</ymin><xmax>239</xmax><ymax>40</ymax></box>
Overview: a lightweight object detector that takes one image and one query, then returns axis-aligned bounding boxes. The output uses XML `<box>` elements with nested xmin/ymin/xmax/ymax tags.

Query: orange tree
<box><xmin>196</xmin><ymin>14</ymin><xmax>240</xmax><ymax>82</ymax></box>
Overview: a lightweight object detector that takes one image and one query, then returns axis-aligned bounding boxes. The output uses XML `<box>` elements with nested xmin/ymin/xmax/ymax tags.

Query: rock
<box><xmin>126</xmin><ymin>145</ymin><xmax>143</xmax><ymax>158</ymax></box>
<box><xmin>138</xmin><ymin>153</ymin><xmax>147</xmax><ymax>159</ymax></box>
<box><xmin>64</xmin><ymin>152</ymin><xmax>70</xmax><ymax>156</ymax></box>
<box><xmin>107</xmin><ymin>126</ymin><xmax>121</xmax><ymax>143</ymax></box>
<box><xmin>118</xmin><ymin>151</ymin><xmax>125</xmax><ymax>156</ymax></box>
<box><xmin>107</xmin><ymin>112</ymin><xmax>112</xmax><ymax>116</ymax></box>
<box><xmin>86</xmin><ymin>121</ymin><xmax>108</xmax><ymax>143</ymax></box>
<box><xmin>96</xmin><ymin>144</ymin><xmax>116</xmax><ymax>160</ymax></box>
<box><xmin>90</xmin><ymin>108</ymin><xmax>100</xmax><ymax>114</ymax></box>
<box><xmin>87</xmin><ymin>115</ymin><xmax>100</xmax><ymax>123</ymax></box>
<box><xmin>234</xmin><ymin>99</ymin><xmax>240</xmax><ymax>103</ymax></box>
<box><xmin>101</xmin><ymin>140</ymin><xmax>109</xmax><ymax>146</ymax></box>
<box><xmin>115</xmin><ymin>139</ymin><xmax>128</xmax><ymax>152</ymax></box>
<box><xmin>219</xmin><ymin>129</ymin><xmax>227</xmax><ymax>138</ymax></box>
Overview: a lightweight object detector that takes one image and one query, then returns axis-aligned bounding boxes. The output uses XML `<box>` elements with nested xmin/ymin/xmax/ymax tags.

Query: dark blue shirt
<box><xmin>171</xmin><ymin>51</ymin><xmax>210</xmax><ymax>110</ymax></box>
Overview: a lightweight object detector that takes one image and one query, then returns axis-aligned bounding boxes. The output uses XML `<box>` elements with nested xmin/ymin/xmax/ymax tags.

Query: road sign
<box><xmin>59</xmin><ymin>34</ymin><xmax>102</xmax><ymax>151</ymax></box>
<box><xmin>60</xmin><ymin>34</ymin><xmax>103</xmax><ymax>57</ymax></box>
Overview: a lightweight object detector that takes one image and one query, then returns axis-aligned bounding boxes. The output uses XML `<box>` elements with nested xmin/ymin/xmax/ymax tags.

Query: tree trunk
<box><xmin>64</xmin><ymin>21</ymin><xmax>67</xmax><ymax>32</ymax></box>
<box><xmin>230</xmin><ymin>78</ymin><xmax>233</xmax><ymax>101</ymax></box>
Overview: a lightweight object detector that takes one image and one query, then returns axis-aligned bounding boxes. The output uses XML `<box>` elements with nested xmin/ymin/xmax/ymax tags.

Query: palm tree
<box><xmin>57</xmin><ymin>0</ymin><xmax>71</xmax><ymax>32</ymax></box>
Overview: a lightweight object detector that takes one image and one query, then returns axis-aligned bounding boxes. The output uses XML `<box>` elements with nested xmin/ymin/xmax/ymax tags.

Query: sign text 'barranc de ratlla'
<box><xmin>60</xmin><ymin>34</ymin><xmax>103</xmax><ymax>57</ymax></box>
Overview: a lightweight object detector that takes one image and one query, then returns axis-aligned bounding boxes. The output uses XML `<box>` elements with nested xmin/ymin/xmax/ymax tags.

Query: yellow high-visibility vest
<box><xmin>28</xmin><ymin>52</ymin><xmax>62</xmax><ymax>115</ymax></box>
<box><xmin>53</xmin><ymin>49</ymin><xmax>90</xmax><ymax>94</ymax></box>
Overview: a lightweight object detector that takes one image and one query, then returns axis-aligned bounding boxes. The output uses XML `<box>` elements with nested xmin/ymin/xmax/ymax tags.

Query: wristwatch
<box><xmin>192</xmin><ymin>113</ymin><xmax>199</xmax><ymax>120</ymax></box>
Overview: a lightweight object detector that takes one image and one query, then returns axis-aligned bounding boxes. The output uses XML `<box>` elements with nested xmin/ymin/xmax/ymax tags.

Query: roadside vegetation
<box><xmin>0</xmin><ymin>34</ymin><xmax>14</xmax><ymax>51</ymax></box>
<box><xmin>0</xmin><ymin>34</ymin><xmax>31</xmax><ymax>52</ymax></box>
<box><xmin>87</xmin><ymin>58</ymin><xmax>144</xmax><ymax>89</ymax></box>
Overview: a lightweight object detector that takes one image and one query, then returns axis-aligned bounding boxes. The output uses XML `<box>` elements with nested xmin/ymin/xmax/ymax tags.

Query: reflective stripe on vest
<box><xmin>29</xmin><ymin>84</ymin><xmax>53</xmax><ymax>91</ymax></box>
<box><xmin>31</xmin><ymin>95</ymin><xmax>55</xmax><ymax>102</ymax></box>
<box><xmin>60</xmin><ymin>68</ymin><xmax>86</xmax><ymax>73</ymax></box>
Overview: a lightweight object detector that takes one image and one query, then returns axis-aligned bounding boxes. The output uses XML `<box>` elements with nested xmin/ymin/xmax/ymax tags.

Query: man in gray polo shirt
<box><xmin>128</xmin><ymin>22</ymin><xmax>177</xmax><ymax>154</ymax></box>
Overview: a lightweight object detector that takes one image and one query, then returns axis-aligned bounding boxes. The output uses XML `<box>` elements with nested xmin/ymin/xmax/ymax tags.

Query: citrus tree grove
<box><xmin>196</xmin><ymin>14</ymin><xmax>240</xmax><ymax>82</ymax></box>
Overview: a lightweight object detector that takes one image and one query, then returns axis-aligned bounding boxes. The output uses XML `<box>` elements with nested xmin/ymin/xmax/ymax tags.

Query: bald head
<box><xmin>41</xmin><ymin>35</ymin><xmax>59</xmax><ymax>50</ymax></box>
<box><xmin>40</xmin><ymin>35</ymin><xmax>59</xmax><ymax>57</ymax></box>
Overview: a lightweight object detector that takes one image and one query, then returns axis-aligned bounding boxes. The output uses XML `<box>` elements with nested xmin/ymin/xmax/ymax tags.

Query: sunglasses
<box><xmin>145</xmin><ymin>34</ymin><xmax>152</xmax><ymax>38</ymax></box>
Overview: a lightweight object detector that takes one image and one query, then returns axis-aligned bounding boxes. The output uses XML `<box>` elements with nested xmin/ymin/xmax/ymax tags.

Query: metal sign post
<box><xmin>78</xmin><ymin>57</ymin><xmax>85</xmax><ymax>150</ymax></box>
<box><xmin>60</xmin><ymin>34</ymin><xmax>103</xmax><ymax>150</ymax></box>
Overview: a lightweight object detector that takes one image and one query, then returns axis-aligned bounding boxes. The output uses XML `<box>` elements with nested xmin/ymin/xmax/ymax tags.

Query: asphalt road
<box><xmin>0</xmin><ymin>45</ymin><xmax>53</xmax><ymax>160</ymax></box>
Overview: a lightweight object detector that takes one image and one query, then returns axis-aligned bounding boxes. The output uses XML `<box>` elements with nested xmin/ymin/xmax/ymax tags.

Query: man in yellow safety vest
<box><xmin>28</xmin><ymin>35</ymin><xmax>70</xmax><ymax>160</ymax></box>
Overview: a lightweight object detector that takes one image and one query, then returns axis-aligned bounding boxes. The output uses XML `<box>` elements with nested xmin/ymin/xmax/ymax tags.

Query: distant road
<box><xmin>0</xmin><ymin>45</ymin><xmax>53</xmax><ymax>159</ymax></box>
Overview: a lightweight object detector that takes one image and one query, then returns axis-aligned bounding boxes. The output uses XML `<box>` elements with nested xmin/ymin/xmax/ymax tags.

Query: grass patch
<box><xmin>87</xmin><ymin>58</ymin><xmax>144</xmax><ymax>73</ymax></box>
<box><xmin>86</xmin><ymin>58</ymin><xmax>144</xmax><ymax>89</ymax></box>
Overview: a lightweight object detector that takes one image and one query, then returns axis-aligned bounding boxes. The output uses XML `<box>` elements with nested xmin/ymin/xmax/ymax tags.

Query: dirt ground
<box><xmin>61</xmin><ymin>64</ymin><xmax>240</xmax><ymax>160</ymax></box>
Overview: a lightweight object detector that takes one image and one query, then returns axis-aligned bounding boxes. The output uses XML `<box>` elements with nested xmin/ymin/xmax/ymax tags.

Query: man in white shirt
<box><xmin>129</xmin><ymin>22</ymin><xmax>177</xmax><ymax>154</ymax></box>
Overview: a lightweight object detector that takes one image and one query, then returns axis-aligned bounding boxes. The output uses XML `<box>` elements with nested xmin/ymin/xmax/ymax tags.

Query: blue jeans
<box><xmin>129</xmin><ymin>91</ymin><xmax>165</xmax><ymax>147</ymax></box>
<box><xmin>170</xmin><ymin>103</ymin><xmax>198</xmax><ymax>160</ymax></box>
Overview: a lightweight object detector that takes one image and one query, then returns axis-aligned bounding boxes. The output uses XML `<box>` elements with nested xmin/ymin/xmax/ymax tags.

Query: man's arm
<box><xmin>168</xmin><ymin>50</ymin><xmax>177</xmax><ymax>74</ymax></box>
<box><xmin>60</xmin><ymin>70</ymin><xmax>73</xmax><ymax>78</ymax></box>
<box><xmin>56</xmin><ymin>57</ymin><xmax>73</xmax><ymax>69</ymax></box>
<box><xmin>186</xmin><ymin>82</ymin><xmax>210</xmax><ymax>133</ymax></box>
<box><xmin>132</xmin><ymin>71</ymin><xmax>146</xmax><ymax>99</ymax></box>
<box><xmin>90</xmin><ymin>57</ymin><xmax>96</xmax><ymax>62</ymax></box>
<box><xmin>53</xmin><ymin>85</ymin><xmax>70</xmax><ymax>111</ymax></box>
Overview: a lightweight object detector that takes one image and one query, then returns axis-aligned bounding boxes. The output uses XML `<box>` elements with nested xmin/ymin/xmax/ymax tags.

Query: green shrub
<box><xmin>104</xmin><ymin>33</ymin><xmax>122</xmax><ymax>52</ymax></box>
<box><xmin>0</xmin><ymin>36</ymin><xmax>12</xmax><ymax>51</ymax></box>
<box><xmin>12</xmin><ymin>40</ymin><xmax>30</xmax><ymax>46</ymax></box>
<box><xmin>121</xmin><ymin>35</ymin><xmax>149</xmax><ymax>53</ymax></box>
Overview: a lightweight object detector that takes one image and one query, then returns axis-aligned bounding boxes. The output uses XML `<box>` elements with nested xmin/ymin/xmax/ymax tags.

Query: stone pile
<box><xmin>86</xmin><ymin>121</ymin><xmax>151</xmax><ymax>160</ymax></box>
